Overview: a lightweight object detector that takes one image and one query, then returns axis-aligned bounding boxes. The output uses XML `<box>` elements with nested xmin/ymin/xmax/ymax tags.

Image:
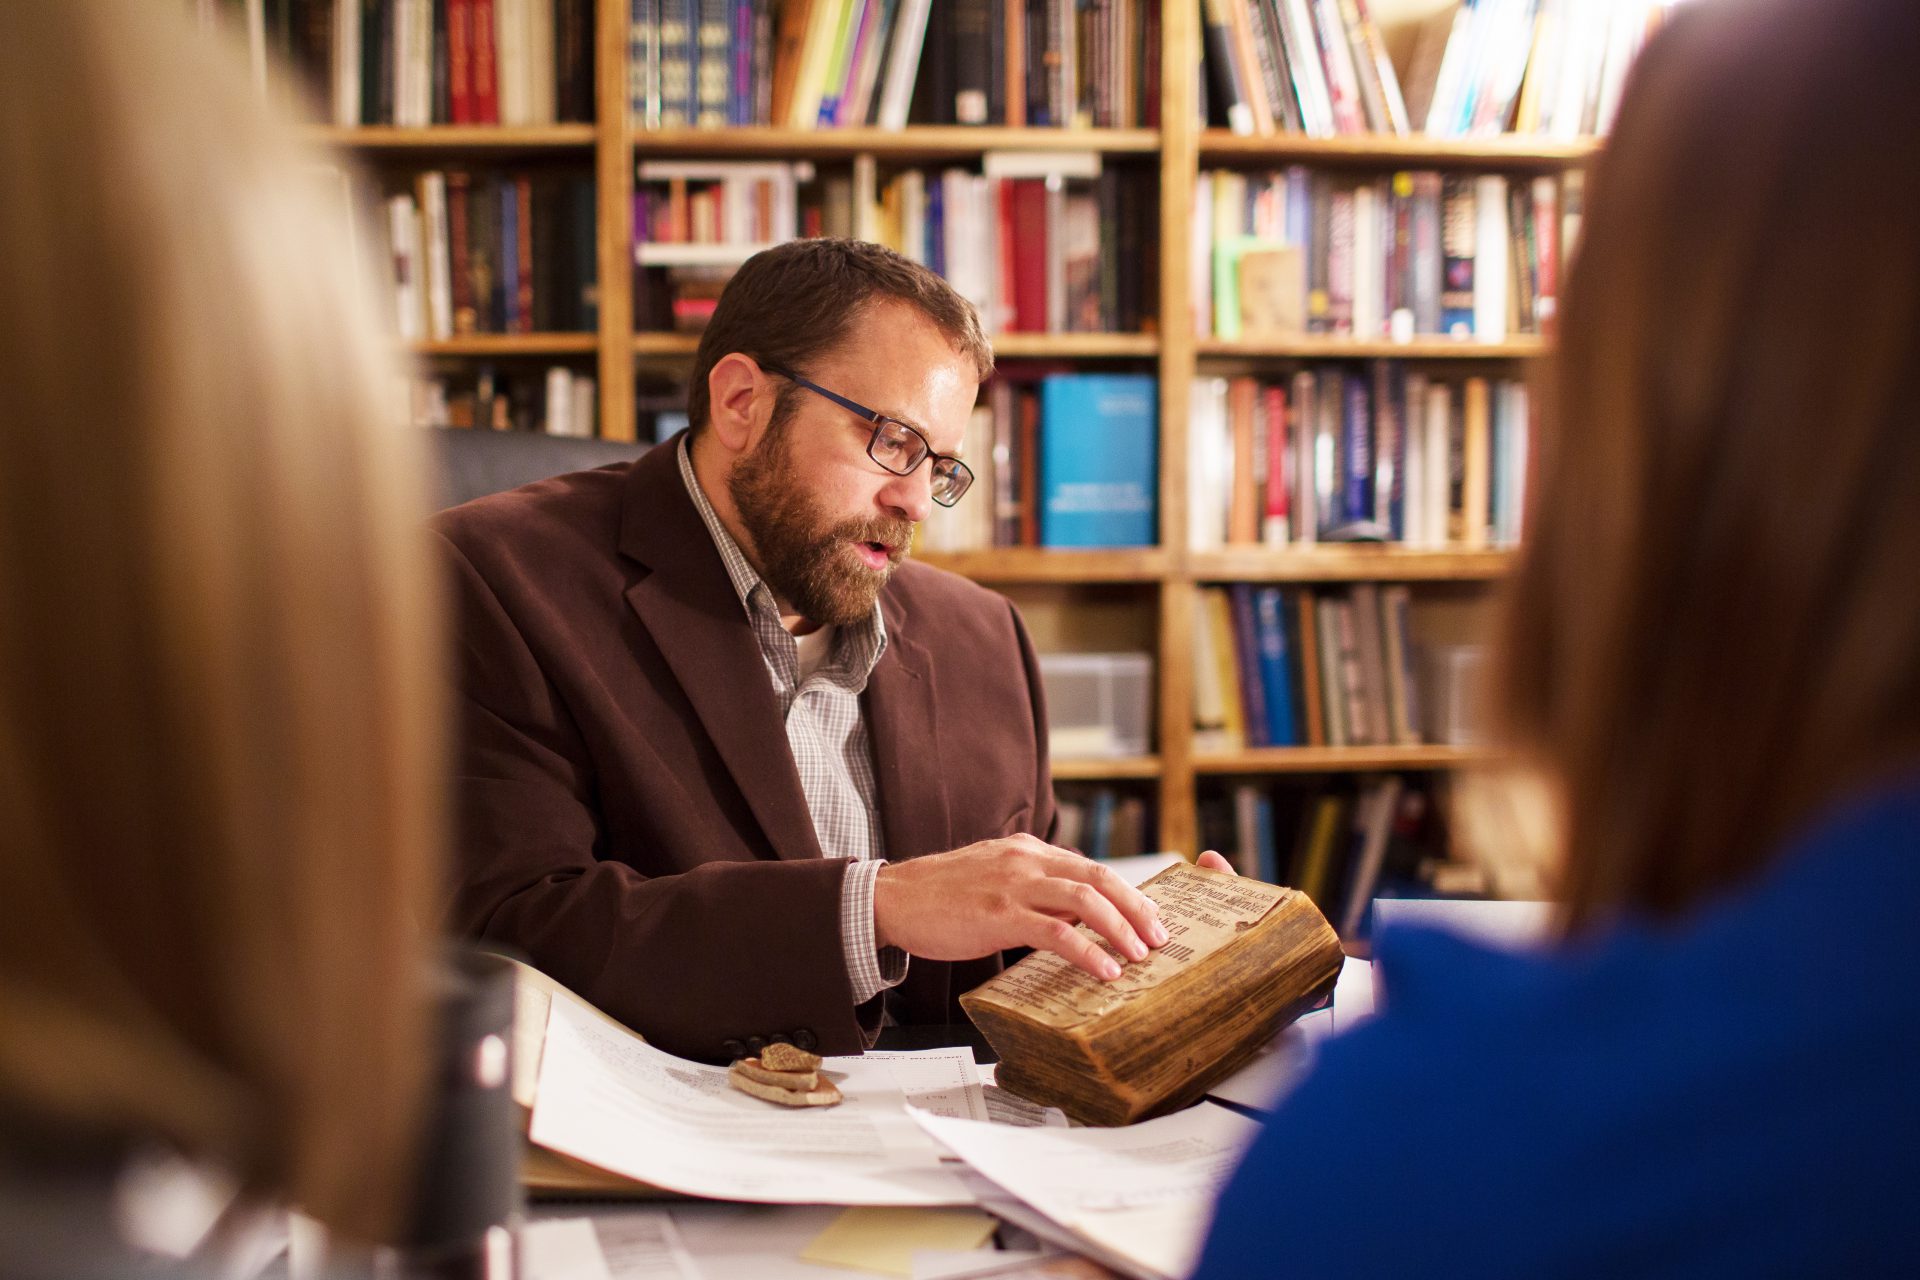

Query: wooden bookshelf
<box><xmin>917</xmin><ymin>549</ymin><xmax>1170</xmax><ymax>583</ymax></box>
<box><xmin>634</xmin><ymin>126</ymin><xmax>1161</xmax><ymax>159</ymax></box>
<box><xmin>1197</xmin><ymin>337</ymin><xmax>1548</xmax><ymax>360</ymax></box>
<box><xmin>1198</xmin><ymin>130</ymin><xmax>1600</xmax><ymax>168</ymax></box>
<box><xmin>1192</xmin><ymin>746</ymin><xmax>1502</xmax><ymax>775</ymax></box>
<box><xmin>1053</xmin><ymin>756</ymin><xmax>1163</xmax><ymax>781</ymax></box>
<box><xmin>409</xmin><ymin>335</ymin><xmax>599</xmax><ymax>357</ymax></box>
<box><xmin>305</xmin><ymin>0</ymin><xmax>1593</xmax><ymax>857</ymax></box>
<box><xmin>306</xmin><ymin>125</ymin><xmax>597</xmax><ymax>150</ymax></box>
<box><xmin>1189</xmin><ymin>548</ymin><xmax>1513</xmax><ymax>582</ymax></box>
<box><xmin>634</xmin><ymin>332</ymin><xmax>1158</xmax><ymax>360</ymax></box>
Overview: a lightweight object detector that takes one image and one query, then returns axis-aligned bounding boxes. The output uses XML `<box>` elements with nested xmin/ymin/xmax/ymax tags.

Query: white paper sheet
<box><xmin>589</xmin><ymin>1210</ymin><xmax>702</xmax><ymax>1280</ymax></box>
<box><xmin>1330</xmin><ymin>956</ymin><xmax>1376</xmax><ymax>1033</ymax></box>
<box><xmin>520</xmin><ymin>1218</ymin><xmax>614</xmax><ymax>1280</ymax></box>
<box><xmin>910</xmin><ymin>1103</ymin><xmax>1261</xmax><ymax>1280</ymax></box>
<box><xmin>1204</xmin><ymin>1006</ymin><xmax>1334</xmax><ymax>1112</ymax></box>
<box><xmin>529</xmin><ymin>998</ymin><xmax>977</xmax><ymax>1205</ymax></box>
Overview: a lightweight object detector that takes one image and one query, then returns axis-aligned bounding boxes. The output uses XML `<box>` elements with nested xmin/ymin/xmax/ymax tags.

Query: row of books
<box><xmin>255</xmin><ymin>0</ymin><xmax>600</xmax><ymax>127</ymax></box>
<box><xmin>630</xmin><ymin>1</ymin><xmax>1161</xmax><ymax>131</ymax></box>
<box><xmin>1188</xmin><ymin>369</ymin><xmax>1530</xmax><ymax>549</ymax></box>
<box><xmin>1056</xmin><ymin>784</ymin><xmax>1153</xmax><ymax>863</ymax></box>
<box><xmin>1198</xmin><ymin>0</ymin><xmax>1406</xmax><ymax>137</ymax></box>
<box><xmin>630</xmin><ymin>154</ymin><xmax>1156</xmax><ymax>337</ymax></box>
<box><xmin>1192</xmin><ymin>582</ymin><xmax>1476</xmax><ymax>753</ymax></box>
<box><xmin>404</xmin><ymin>364</ymin><xmax>599</xmax><ymax>435</ymax></box>
<box><xmin>631</xmin><ymin>0</ymin><xmax>919</xmax><ymax>130</ymax></box>
<box><xmin>382</xmin><ymin>169</ymin><xmax>599</xmax><ymax>340</ymax></box>
<box><xmin>1412</xmin><ymin>0</ymin><xmax>1671</xmax><ymax>139</ymax></box>
<box><xmin>1199</xmin><ymin>774</ymin><xmax>1481</xmax><ymax>937</ymax></box>
<box><xmin>1197</xmin><ymin>0</ymin><xmax>1669</xmax><ymax>140</ymax></box>
<box><xmin>1195</xmin><ymin>167</ymin><xmax>1572</xmax><ymax>342</ymax></box>
<box><xmin>916</xmin><ymin>0</ymin><xmax>1161</xmax><ymax>129</ymax></box>
<box><xmin>917</xmin><ymin>373</ymin><xmax>1159</xmax><ymax>552</ymax></box>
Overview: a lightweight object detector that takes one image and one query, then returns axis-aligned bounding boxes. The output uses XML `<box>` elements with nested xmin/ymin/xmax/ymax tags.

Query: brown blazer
<box><xmin>430</xmin><ymin>439</ymin><xmax>1057</xmax><ymax>1062</ymax></box>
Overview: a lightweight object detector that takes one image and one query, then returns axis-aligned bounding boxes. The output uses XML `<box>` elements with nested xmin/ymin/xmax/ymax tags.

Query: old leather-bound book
<box><xmin>960</xmin><ymin>862</ymin><xmax>1344</xmax><ymax>1125</ymax></box>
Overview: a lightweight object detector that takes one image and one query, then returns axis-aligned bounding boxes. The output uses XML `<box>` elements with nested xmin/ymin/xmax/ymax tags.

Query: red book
<box><xmin>470</xmin><ymin>0</ymin><xmax>499</xmax><ymax>125</ymax></box>
<box><xmin>447</xmin><ymin>0</ymin><xmax>473</xmax><ymax>124</ymax></box>
<box><xmin>447</xmin><ymin>171</ymin><xmax>476</xmax><ymax>335</ymax></box>
<box><xmin>515</xmin><ymin>176</ymin><xmax>535</xmax><ymax>334</ymax></box>
<box><xmin>1009</xmin><ymin>180</ymin><xmax>1049</xmax><ymax>334</ymax></box>
<box><xmin>1264</xmin><ymin>383</ymin><xmax>1290</xmax><ymax>540</ymax></box>
<box><xmin>995</xmin><ymin>179</ymin><xmax>1019</xmax><ymax>334</ymax></box>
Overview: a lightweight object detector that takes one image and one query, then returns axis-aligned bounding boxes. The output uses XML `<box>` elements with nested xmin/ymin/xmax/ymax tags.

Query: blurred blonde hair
<box><xmin>0</xmin><ymin>0</ymin><xmax>440</xmax><ymax>1244</ymax></box>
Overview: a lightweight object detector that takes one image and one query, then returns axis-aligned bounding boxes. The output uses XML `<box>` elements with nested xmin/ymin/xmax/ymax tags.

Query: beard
<box><xmin>728</xmin><ymin>411</ymin><xmax>915</xmax><ymax>628</ymax></box>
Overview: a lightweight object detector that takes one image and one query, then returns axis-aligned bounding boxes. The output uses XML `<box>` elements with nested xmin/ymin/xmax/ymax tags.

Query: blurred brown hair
<box><xmin>1495</xmin><ymin>0</ymin><xmax>1920</xmax><ymax>931</ymax></box>
<box><xmin>0</xmin><ymin>0</ymin><xmax>440</xmax><ymax>1243</ymax></box>
<box><xmin>687</xmin><ymin>237</ymin><xmax>995</xmax><ymax>433</ymax></box>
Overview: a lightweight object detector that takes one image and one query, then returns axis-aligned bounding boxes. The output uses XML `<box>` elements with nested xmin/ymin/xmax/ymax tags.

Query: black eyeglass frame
<box><xmin>762</xmin><ymin>365</ymin><xmax>975</xmax><ymax>507</ymax></box>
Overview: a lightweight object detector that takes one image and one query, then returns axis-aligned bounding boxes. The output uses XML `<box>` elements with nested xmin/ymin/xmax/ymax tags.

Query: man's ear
<box><xmin>706</xmin><ymin>353</ymin><xmax>770</xmax><ymax>454</ymax></box>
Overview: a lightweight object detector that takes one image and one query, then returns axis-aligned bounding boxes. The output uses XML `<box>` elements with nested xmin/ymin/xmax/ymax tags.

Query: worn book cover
<box><xmin>961</xmin><ymin>862</ymin><xmax>1344</xmax><ymax>1126</ymax></box>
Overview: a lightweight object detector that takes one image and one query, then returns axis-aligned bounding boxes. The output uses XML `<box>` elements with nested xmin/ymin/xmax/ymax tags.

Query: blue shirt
<box><xmin>1195</xmin><ymin>780</ymin><xmax>1920</xmax><ymax>1278</ymax></box>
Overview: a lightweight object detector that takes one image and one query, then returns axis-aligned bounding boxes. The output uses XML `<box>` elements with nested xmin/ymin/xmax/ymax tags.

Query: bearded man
<box><xmin>433</xmin><ymin>239</ymin><xmax>1167</xmax><ymax>1063</ymax></box>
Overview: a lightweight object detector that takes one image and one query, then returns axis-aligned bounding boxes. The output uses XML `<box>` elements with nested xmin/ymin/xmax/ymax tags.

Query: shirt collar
<box><xmin>676</xmin><ymin>433</ymin><xmax>888</xmax><ymax>681</ymax></box>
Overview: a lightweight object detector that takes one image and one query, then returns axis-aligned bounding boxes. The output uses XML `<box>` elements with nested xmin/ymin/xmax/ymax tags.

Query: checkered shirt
<box><xmin>677</xmin><ymin>438</ymin><xmax>910</xmax><ymax>1005</ymax></box>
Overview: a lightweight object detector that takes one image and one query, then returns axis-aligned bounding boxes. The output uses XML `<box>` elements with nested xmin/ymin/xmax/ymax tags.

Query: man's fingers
<box><xmin>1196</xmin><ymin>850</ymin><xmax>1236</xmax><ymax>875</ymax></box>
<box><xmin>1022</xmin><ymin>913</ymin><xmax>1124</xmax><ymax>981</ymax></box>
<box><xmin>1028</xmin><ymin>878</ymin><xmax>1150</xmax><ymax>962</ymax></box>
<box><xmin>1043</xmin><ymin>853</ymin><xmax>1169</xmax><ymax>949</ymax></box>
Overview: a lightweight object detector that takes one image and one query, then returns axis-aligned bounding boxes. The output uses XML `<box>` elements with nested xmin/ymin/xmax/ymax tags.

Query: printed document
<box><xmin>911</xmin><ymin>1102</ymin><xmax>1262</xmax><ymax>1280</ymax></box>
<box><xmin>529</xmin><ymin>997</ymin><xmax>979</xmax><ymax>1205</ymax></box>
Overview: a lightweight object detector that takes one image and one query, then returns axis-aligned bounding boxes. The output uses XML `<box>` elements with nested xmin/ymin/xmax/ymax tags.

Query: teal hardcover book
<box><xmin>1039</xmin><ymin>374</ymin><xmax>1158</xmax><ymax>548</ymax></box>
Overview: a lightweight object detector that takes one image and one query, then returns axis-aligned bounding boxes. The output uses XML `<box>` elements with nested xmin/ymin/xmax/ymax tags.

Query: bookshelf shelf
<box><xmin>1196</xmin><ymin>338</ymin><xmax>1548</xmax><ymax>360</ymax></box>
<box><xmin>409</xmin><ymin>335</ymin><xmax>600</xmax><ymax>357</ymax></box>
<box><xmin>1192</xmin><ymin>745</ymin><xmax>1501</xmax><ymax>775</ymax></box>
<box><xmin>1197</xmin><ymin>130</ymin><xmax>1600</xmax><ymax>168</ymax></box>
<box><xmin>633</xmin><ymin>333</ymin><xmax>1159</xmax><ymax>359</ymax></box>
<box><xmin>307</xmin><ymin>125</ymin><xmax>597</xmax><ymax>150</ymax></box>
<box><xmin>1053</xmin><ymin>756</ymin><xmax>1163</xmax><ymax>781</ymax></box>
<box><xmin>916</xmin><ymin>549</ymin><xmax>1169</xmax><ymax>583</ymax></box>
<box><xmin>1188</xmin><ymin>547</ymin><xmax>1513</xmax><ymax>582</ymax></box>
<box><xmin>633</xmin><ymin>126</ymin><xmax>1161</xmax><ymax>159</ymax></box>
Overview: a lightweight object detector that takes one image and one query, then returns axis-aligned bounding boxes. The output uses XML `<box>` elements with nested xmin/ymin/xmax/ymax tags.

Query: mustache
<box><xmin>832</xmin><ymin>516</ymin><xmax>915</xmax><ymax>554</ymax></box>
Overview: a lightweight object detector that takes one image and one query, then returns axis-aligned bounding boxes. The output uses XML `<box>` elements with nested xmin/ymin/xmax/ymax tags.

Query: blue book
<box><xmin>498</xmin><ymin>182</ymin><xmax>519</xmax><ymax>333</ymax></box>
<box><xmin>926</xmin><ymin>180</ymin><xmax>945</xmax><ymax>276</ymax></box>
<box><xmin>1342</xmin><ymin>375</ymin><xmax>1373</xmax><ymax>524</ymax></box>
<box><xmin>1228</xmin><ymin>584</ymin><xmax>1269</xmax><ymax>749</ymax></box>
<box><xmin>1038</xmin><ymin>374</ymin><xmax>1157</xmax><ymax>548</ymax></box>
<box><xmin>1253</xmin><ymin>587</ymin><xmax>1300</xmax><ymax>747</ymax></box>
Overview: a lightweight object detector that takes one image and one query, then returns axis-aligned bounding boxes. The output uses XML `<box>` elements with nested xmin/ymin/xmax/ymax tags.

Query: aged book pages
<box><xmin>961</xmin><ymin>863</ymin><xmax>1344</xmax><ymax>1125</ymax></box>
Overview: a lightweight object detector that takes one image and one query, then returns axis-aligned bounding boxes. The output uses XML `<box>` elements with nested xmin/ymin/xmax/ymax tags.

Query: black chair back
<box><xmin>430</xmin><ymin>428</ymin><xmax>649</xmax><ymax>510</ymax></box>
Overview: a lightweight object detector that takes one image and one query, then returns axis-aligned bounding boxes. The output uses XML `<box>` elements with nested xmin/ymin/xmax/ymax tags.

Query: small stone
<box><xmin>760</xmin><ymin>1043</ymin><xmax>822</xmax><ymax>1072</ymax></box>
<box><xmin>728</xmin><ymin>1067</ymin><xmax>842</xmax><ymax>1108</ymax></box>
<box><xmin>730</xmin><ymin>1057</ymin><xmax>819</xmax><ymax>1091</ymax></box>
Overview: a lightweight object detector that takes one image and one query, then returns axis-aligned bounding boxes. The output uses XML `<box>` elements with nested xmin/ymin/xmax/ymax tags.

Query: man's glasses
<box><xmin>763</xmin><ymin>365</ymin><xmax>975</xmax><ymax>507</ymax></box>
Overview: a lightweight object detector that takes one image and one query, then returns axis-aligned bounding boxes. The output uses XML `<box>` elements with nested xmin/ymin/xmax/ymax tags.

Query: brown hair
<box><xmin>1494</xmin><ymin>0</ymin><xmax>1920</xmax><ymax>932</ymax></box>
<box><xmin>687</xmin><ymin>238</ymin><xmax>995</xmax><ymax>432</ymax></box>
<box><xmin>0</xmin><ymin>0</ymin><xmax>439</xmax><ymax>1243</ymax></box>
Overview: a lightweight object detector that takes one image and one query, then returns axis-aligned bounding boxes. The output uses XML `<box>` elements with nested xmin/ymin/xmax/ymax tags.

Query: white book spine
<box><xmin>900</xmin><ymin>170</ymin><xmax>926</xmax><ymax>264</ymax></box>
<box><xmin>1351</xmin><ymin>183</ymin><xmax>1382</xmax><ymax>339</ymax></box>
<box><xmin>1044</xmin><ymin>176</ymin><xmax>1067</xmax><ymax>334</ymax></box>
<box><xmin>1472</xmin><ymin>174</ymin><xmax>1509</xmax><ymax>342</ymax></box>
<box><xmin>420</xmin><ymin>173</ymin><xmax>453</xmax><ymax>340</ymax></box>
<box><xmin>1423</xmin><ymin>383</ymin><xmax>1450</xmax><ymax>545</ymax></box>
<box><xmin>572</xmin><ymin>376</ymin><xmax>597</xmax><ymax>439</ymax></box>
<box><xmin>852</xmin><ymin>153</ymin><xmax>879</xmax><ymax>244</ymax></box>
<box><xmin>414</xmin><ymin>0</ymin><xmax>434</xmax><ymax>124</ymax></box>
<box><xmin>333</xmin><ymin>0</ymin><xmax>361</xmax><ymax>125</ymax></box>
<box><xmin>544</xmin><ymin>366</ymin><xmax>573</xmax><ymax>437</ymax></box>
<box><xmin>387</xmin><ymin>195</ymin><xmax>424</xmax><ymax>340</ymax></box>
<box><xmin>876</xmin><ymin>0</ymin><xmax>933</xmax><ymax>129</ymax></box>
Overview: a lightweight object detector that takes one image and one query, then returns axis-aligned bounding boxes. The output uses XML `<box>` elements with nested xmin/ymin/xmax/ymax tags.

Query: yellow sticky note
<box><xmin>799</xmin><ymin>1206</ymin><xmax>998</xmax><ymax>1277</ymax></box>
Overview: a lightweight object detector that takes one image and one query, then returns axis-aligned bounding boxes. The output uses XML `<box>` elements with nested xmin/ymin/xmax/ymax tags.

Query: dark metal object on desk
<box><xmin>390</xmin><ymin>946</ymin><xmax>522</xmax><ymax>1279</ymax></box>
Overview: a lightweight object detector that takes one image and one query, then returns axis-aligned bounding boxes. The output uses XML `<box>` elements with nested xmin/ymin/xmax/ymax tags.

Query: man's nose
<box><xmin>879</xmin><ymin>464</ymin><xmax>935</xmax><ymax>525</ymax></box>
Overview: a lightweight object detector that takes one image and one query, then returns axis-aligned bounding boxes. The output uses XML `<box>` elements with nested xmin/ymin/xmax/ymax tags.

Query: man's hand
<box><xmin>1196</xmin><ymin>850</ymin><xmax>1235</xmax><ymax>874</ymax></box>
<box><xmin>873</xmin><ymin>836</ymin><xmax>1170</xmax><ymax>982</ymax></box>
